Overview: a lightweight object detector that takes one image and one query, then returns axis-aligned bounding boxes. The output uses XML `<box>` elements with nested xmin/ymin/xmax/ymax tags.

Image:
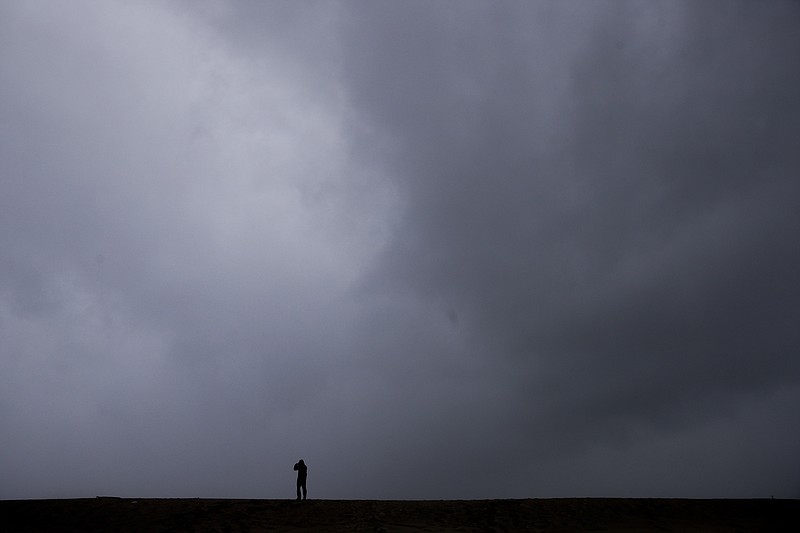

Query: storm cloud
<box><xmin>2</xmin><ymin>1</ymin><xmax>799</xmax><ymax>500</ymax></box>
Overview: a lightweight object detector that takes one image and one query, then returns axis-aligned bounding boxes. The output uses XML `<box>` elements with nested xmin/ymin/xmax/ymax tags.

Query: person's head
<box><xmin>298</xmin><ymin>459</ymin><xmax>304</xmax><ymax>465</ymax></box>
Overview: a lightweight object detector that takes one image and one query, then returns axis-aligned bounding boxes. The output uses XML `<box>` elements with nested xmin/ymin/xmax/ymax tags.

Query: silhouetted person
<box><xmin>293</xmin><ymin>459</ymin><xmax>307</xmax><ymax>500</ymax></box>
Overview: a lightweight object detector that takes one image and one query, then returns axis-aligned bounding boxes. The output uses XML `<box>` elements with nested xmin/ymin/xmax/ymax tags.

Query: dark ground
<box><xmin>1</xmin><ymin>497</ymin><xmax>797</xmax><ymax>532</ymax></box>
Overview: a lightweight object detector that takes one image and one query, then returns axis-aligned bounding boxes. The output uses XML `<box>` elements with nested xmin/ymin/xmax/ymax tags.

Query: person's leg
<box><xmin>302</xmin><ymin>482</ymin><xmax>307</xmax><ymax>500</ymax></box>
<box><xmin>296</xmin><ymin>480</ymin><xmax>301</xmax><ymax>500</ymax></box>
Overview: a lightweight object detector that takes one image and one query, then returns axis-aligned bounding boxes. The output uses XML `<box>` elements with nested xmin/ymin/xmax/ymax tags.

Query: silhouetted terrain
<box><xmin>1</xmin><ymin>497</ymin><xmax>797</xmax><ymax>531</ymax></box>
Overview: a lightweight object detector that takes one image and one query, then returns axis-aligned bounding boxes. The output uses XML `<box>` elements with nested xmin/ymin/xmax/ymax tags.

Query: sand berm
<box><xmin>2</xmin><ymin>497</ymin><xmax>797</xmax><ymax>531</ymax></box>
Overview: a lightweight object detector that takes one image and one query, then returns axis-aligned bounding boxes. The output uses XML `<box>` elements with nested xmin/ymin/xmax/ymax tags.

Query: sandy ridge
<box><xmin>1</xmin><ymin>497</ymin><xmax>797</xmax><ymax>532</ymax></box>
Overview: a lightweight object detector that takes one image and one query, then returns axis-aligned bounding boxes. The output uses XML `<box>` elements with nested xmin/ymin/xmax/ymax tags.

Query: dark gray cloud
<box><xmin>341</xmin><ymin>0</ymin><xmax>800</xmax><ymax>497</ymax></box>
<box><xmin>1</xmin><ymin>1</ymin><xmax>799</xmax><ymax>500</ymax></box>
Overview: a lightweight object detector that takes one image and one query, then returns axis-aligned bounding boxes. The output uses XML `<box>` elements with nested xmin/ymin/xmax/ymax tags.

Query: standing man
<box><xmin>293</xmin><ymin>459</ymin><xmax>307</xmax><ymax>500</ymax></box>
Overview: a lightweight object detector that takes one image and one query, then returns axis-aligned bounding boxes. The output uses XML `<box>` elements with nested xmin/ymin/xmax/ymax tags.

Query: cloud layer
<box><xmin>2</xmin><ymin>1</ymin><xmax>799</xmax><ymax>499</ymax></box>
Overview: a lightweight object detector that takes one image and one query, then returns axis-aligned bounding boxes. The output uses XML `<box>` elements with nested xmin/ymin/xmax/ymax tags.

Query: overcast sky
<box><xmin>2</xmin><ymin>0</ymin><xmax>799</xmax><ymax>500</ymax></box>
